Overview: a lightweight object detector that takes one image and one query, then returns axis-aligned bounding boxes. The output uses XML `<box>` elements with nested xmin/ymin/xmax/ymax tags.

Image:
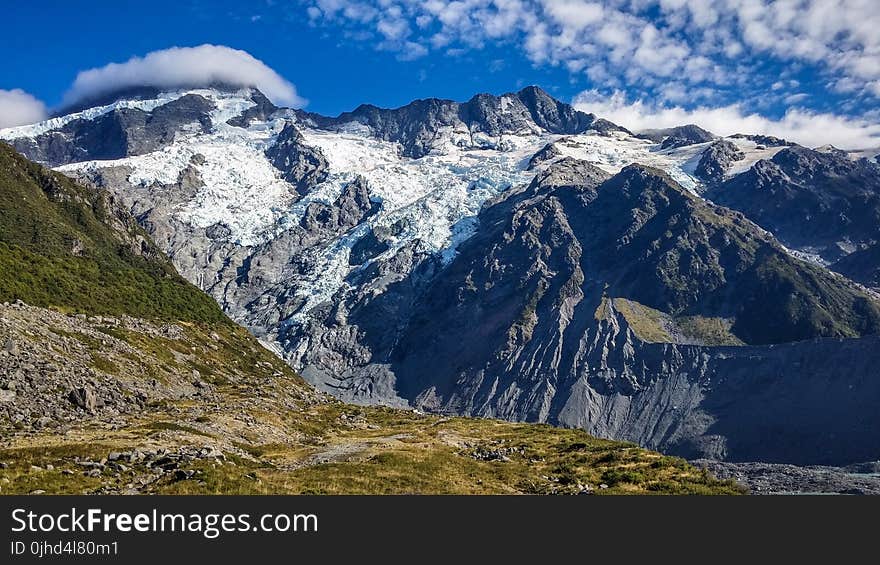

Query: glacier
<box><xmin>32</xmin><ymin>87</ymin><xmax>716</xmax><ymax>333</ymax></box>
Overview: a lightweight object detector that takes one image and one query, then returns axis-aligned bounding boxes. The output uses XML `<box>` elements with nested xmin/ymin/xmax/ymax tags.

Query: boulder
<box><xmin>67</xmin><ymin>387</ymin><xmax>97</xmax><ymax>413</ymax></box>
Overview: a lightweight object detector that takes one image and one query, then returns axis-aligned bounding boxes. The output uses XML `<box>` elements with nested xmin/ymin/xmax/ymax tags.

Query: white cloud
<box><xmin>397</xmin><ymin>41</ymin><xmax>429</xmax><ymax>61</ymax></box>
<box><xmin>0</xmin><ymin>89</ymin><xmax>47</xmax><ymax>128</ymax></box>
<box><xmin>573</xmin><ymin>89</ymin><xmax>880</xmax><ymax>150</ymax></box>
<box><xmin>543</xmin><ymin>0</ymin><xmax>604</xmax><ymax>30</ymax></box>
<box><xmin>302</xmin><ymin>0</ymin><xmax>880</xmax><ymax>105</ymax></box>
<box><xmin>62</xmin><ymin>44</ymin><xmax>304</xmax><ymax>108</ymax></box>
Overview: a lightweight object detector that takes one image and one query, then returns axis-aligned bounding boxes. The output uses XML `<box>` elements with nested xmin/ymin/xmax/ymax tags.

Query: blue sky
<box><xmin>1</xmin><ymin>1</ymin><xmax>879</xmax><ymax>147</ymax></box>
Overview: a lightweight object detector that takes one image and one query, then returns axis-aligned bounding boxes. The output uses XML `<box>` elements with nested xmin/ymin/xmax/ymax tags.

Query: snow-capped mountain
<box><xmin>0</xmin><ymin>85</ymin><xmax>713</xmax><ymax>338</ymax></box>
<box><xmin>3</xmin><ymin>84</ymin><xmax>880</xmax><ymax>465</ymax></box>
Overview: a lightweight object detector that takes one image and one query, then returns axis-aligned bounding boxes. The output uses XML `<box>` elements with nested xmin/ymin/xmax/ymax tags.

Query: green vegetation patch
<box><xmin>0</xmin><ymin>143</ymin><xmax>228</xmax><ymax>323</ymax></box>
<box><xmin>676</xmin><ymin>316</ymin><xmax>744</xmax><ymax>346</ymax></box>
<box><xmin>613</xmin><ymin>297</ymin><xmax>672</xmax><ymax>342</ymax></box>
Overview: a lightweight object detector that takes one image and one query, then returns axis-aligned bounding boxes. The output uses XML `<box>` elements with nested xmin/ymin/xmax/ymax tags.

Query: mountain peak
<box><xmin>56</xmin><ymin>82</ymin><xmax>268</xmax><ymax>115</ymax></box>
<box><xmin>515</xmin><ymin>84</ymin><xmax>553</xmax><ymax>100</ymax></box>
<box><xmin>297</xmin><ymin>86</ymin><xmax>625</xmax><ymax>158</ymax></box>
<box><xmin>612</xmin><ymin>162</ymin><xmax>691</xmax><ymax>196</ymax></box>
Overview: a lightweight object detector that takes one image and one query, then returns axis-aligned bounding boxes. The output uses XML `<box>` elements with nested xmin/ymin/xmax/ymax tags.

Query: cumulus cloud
<box><xmin>573</xmin><ymin>89</ymin><xmax>880</xmax><ymax>150</ymax></box>
<box><xmin>63</xmin><ymin>44</ymin><xmax>304</xmax><ymax>108</ymax></box>
<box><xmin>301</xmin><ymin>1</ymin><xmax>880</xmax><ymax>148</ymax></box>
<box><xmin>303</xmin><ymin>1</ymin><xmax>880</xmax><ymax>105</ymax></box>
<box><xmin>0</xmin><ymin>89</ymin><xmax>48</xmax><ymax>128</ymax></box>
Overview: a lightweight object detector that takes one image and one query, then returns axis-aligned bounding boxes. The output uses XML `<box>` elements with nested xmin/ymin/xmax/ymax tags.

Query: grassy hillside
<box><xmin>0</xmin><ymin>142</ymin><xmax>226</xmax><ymax>322</ymax></box>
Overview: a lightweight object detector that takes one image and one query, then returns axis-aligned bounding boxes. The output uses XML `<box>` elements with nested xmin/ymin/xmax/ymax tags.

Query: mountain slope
<box><xmin>0</xmin><ymin>145</ymin><xmax>731</xmax><ymax>495</ymax></box>
<box><xmin>706</xmin><ymin>146</ymin><xmax>880</xmax><ymax>266</ymax></box>
<box><xmin>385</xmin><ymin>156</ymin><xmax>880</xmax><ymax>368</ymax></box>
<box><xmin>831</xmin><ymin>242</ymin><xmax>880</xmax><ymax>288</ymax></box>
<box><xmin>0</xmin><ymin>142</ymin><xmax>225</xmax><ymax>322</ymax></box>
<box><xmin>8</xmin><ymin>94</ymin><xmax>216</xmax><ymax>167</ymax></box>
<box><xmin>567</xmin><ymin>164</ymin><xmax>880</xmax><ymax>344</ymax></box>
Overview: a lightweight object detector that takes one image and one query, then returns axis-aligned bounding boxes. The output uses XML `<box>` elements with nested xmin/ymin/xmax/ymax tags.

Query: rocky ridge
<box><xmin>296</xmin><ymin>85</ymin><xmax>629</xmax><ymax>158</ymax></box>
<box><xmin>694</xmin><ymin>139</ymin><xmax>746</xmax><ymax>182</ymax></box>
<box><xmin>706</xmin><ymin>145</ymin><xmax>880</xmax><ymax>269</ymax></box>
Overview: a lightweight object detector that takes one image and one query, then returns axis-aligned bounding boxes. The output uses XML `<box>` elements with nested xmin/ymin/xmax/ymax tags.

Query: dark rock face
<box><xmin>639</xmin><ymin>124</ymin><xmax>716</xmax><ymax>149</ymax></box>
<box><xmin>298</xmin><ymin>86</ymin><xmax>628</xmax><ymax>158</ymax></box>
<box><xmin>10</xmin><ymin>94</ymin><xmax>215</xmax><ymax>167</ymax></box>
<box><xmin>205</xmin><ymin>223</ymin><xmax>233</xmax><ymax>241</ymax></box>
<box><xmin>265</xmin><ymin>122</ymin><xmax>329</xmax><ymax>196</ymax></box>
<box><xmin>134</xmin><ymin>95</ymin><xmax>215</xmax><ymax>151</ymax></box>
<box><xmin>512</xmin><ymin>85</ymin><xmax>602</xmax><ymax>134</ymax></box>
<box><xmin>831</xmin><ymin>243</ymin><xmax>880</xmax><ymax>288</ymax></box>
<box><xmin>459</xmin><ymin>92</ymin><xmax>537</xmax><ymax>136</ymax></box>
<box><xmin>300</xmin><ymin>176</ymin><xmax>378</xmax><ymax>234</ymax></box>
<box><xmin>694</xmin><ymin>139</ymin><xmax>745</xmax><ymax>183</ymax></box>
<box><xmin>349</xmin><ymin>227</ymin><xmax>392</xmax><ymax>265</ymax></box>
<box><xmin>706</xmin><ymin>146</ymin><xmax>880</xmax><ymax>263</ymax></box>
<box><xmin>313</xmin><ymin>97</ymin><xmax>461</xmax><ymax>158</ymax></box>
<box><xmin>527</xmin><ymin>142</ymin><xmax>563</xmax><ymax>170</ymax></box>
<box><xmin>227</xmin><ymin>90</ymin><xmax>278</xmax><ymax>127</ymax></box>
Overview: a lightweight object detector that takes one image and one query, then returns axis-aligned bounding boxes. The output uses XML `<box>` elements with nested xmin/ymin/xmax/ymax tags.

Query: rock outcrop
<box><xmin>227</xmin><ymin>89</ymin><xmax>278</xmax><ymax>127</ymax></box>
<box><xmin>695</xmin><ymin>139</ymin><xmax>745</xmax><ymax>182</ymax></box>
<box><xmin>265</xmin><ymin>121</ymin><xmax>329</xmax><ymax>195</ymax></box>
<box><xmin>527</xmin><ymin>142</ymin><xmax>564</xmax><ymax>170</ymax></box>
<box><xmin>638</xmin><ymin>124</ymin><xmax>716</xmax><ymax>149</ymax></box>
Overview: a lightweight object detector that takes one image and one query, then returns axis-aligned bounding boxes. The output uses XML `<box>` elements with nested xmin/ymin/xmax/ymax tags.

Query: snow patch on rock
<box><xmin>0</xmin><ymin>92</ymin><xmax>190</xmax><ymax>140</ymax></box>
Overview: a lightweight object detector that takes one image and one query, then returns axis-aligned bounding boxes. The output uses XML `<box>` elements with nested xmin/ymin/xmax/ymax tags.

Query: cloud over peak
<box><xmin>0</xmin><ymin>89</ymin><xmax>48</xmax><ymax>129</ymax></box>
<box><xmin>62</xmin><ymin>44</ymin><xmax>305</xmax><ymax>108</ymax></box>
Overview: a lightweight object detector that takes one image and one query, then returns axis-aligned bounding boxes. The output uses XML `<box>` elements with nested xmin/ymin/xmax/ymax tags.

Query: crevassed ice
<box><xmin>283</xmin><ymin>130</ymin><xmax>544</xmax><ymax>321</ymax></box>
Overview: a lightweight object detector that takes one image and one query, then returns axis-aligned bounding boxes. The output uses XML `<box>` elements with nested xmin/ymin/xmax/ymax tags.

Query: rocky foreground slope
<box><xmin>0</xmin><ymin>142</ymin><xmax>737</xmax><ymax>495</ymax></box>
<box><xmin>3</xmin><ymin>85</ymin><xmax>880</xmax><ymax>468</ymax></box>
